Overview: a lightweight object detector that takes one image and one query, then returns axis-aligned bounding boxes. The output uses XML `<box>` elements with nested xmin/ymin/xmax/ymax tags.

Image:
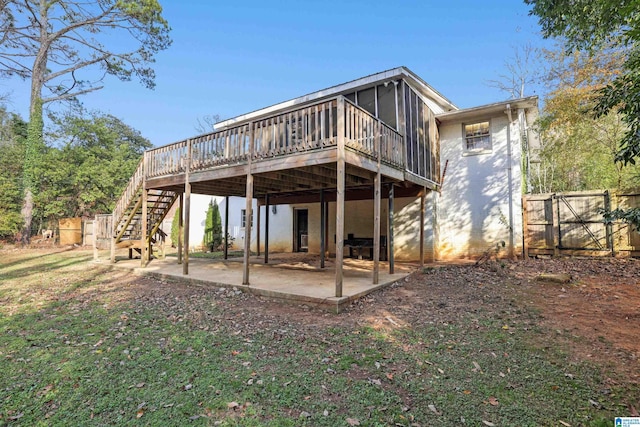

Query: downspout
<box><xmin>505</xmin><ymin>104</ymin><xmax>515</xmax><ymax>258</ymax></box>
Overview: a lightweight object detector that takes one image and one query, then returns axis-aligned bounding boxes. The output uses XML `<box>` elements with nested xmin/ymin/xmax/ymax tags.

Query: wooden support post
<box><xmin>256</xmin><ymin>203</ymin><xmax>261</xmax><ymax>257</ymax></box>
<box><xmin>110</xmin><ymin>234</ymin><xmax>116</xmax><ymax>263</ymax></box>
<box><xmin>552</xmin><ymin>194</ymin><xmax>560</xmax><ymax>257</ymax></box>
<box><xmin>373</xmin><ymin>123</ymin><xmax>381</xmax><ymax>284</ymax></box>
<box><xmin>388</xmin><ymin>183</ymin><xmax>395</xmax><ymax>274</ymax></box>
<box><xmin>264</xmin><ymin>194</ymin><xmax>269</xmax><ymax>264</ymax></box>
<box><xmin>92</xmin><ymin>221</ymin><xmax>98</xmax><ymax>261</ymax></box>
<box><xmin>141</xmin><ymin>153</ymin><xmax>148</xmax><ymax>267</ymax></box>
<box><xmin>320</xmin><ymin>189</ymin><xmax>326</xmax><ymax>269</ymax></box>
<box><xmin>420</xmin><ymin>188</ymin><xmax>425</xmax><ymax>269</ymax></box>
<box><xmin>522</xmin><ymin>195</ymin><xmax>530</xmax><ymax>258</ymax></box>
<box><xmin>183</xmin><ymin>140</ymin><xmax>192</xmax><ymax>275</ymax></box>
<box><xmin>243</xmin><ymin>124</ymin><xmax>254</xmax><ymax>285</ymax></box>
<box><xmin>373</xmin><ymin>173</ymin><xmax>381</xmax><ymax>284</ymax></box>
<box><xmin>243</xmin><ymin>175</ymin><xmax>253</xmax><ymax>285</ymax></box>
<box><xmin>178</xmin><ymin>193</ymin><xmax>183</xmax><ymax>265</ymax></box>
<box><xmin>335</xmin><ymin>96</ymin><xmax>346</xmax><ymax>297</ymax></box>
<box><xmin>324</xmin><ymin>200</ymin><xmax>329</xmax><ymax>259</ymax></box>
<box><xmin>141</xmin><ymin>188</ymin><xmax>148</xmax><ymax>267</ymax></box>
<box><xmin>604</xmin><ymin>190</ymin><xmax>615</xmax><ymax>256</ymax></box>
<box><xmin>224</xmin><ymin>196</ymin><xmax>229</xmax><ymax>260</ymax></box>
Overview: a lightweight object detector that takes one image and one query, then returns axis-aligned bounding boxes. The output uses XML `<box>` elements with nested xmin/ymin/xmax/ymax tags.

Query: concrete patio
<box><xmin>108</xmin><ymin>252</ymin><xmax>418</xmax><ymax>312</ymax></box>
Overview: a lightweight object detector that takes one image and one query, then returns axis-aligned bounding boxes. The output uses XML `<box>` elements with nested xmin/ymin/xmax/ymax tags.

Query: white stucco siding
<box><xmin>255</xmin><ymin>204</ymin><xmax>292</xmax><ymax>253</ymax></box>
<box><xmin>224</xmin><ymin>198</ymin><xmax>293</xmax><ymax>253</ymax></box>
<box><xmin>394</xmin><ymin>196</ymin><xmax>434</xmax><ymax>261</ymax></box>
<box><xmin>188</xmin><ymin>194</ymin><xmax>222</xmax><ymax>249</ymax></box>
<box><xmin>179</xmin><ymin>196</ymin><xmax>293</xmax><ymax>253</ymax></box>
<box><xmin>437</xmin><ymin>114</ymin><xmax>523</xmax><ymax>259</ymax></box>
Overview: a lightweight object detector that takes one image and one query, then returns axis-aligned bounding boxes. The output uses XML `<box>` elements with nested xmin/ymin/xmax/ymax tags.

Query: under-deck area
<box><xmin>109</xmin><ymin>252</ymin><xmax>416</xmax><ymax>313</ymax></box>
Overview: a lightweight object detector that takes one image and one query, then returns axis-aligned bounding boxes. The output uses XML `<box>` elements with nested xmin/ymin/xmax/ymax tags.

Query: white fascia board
<box><xmin>401</xmin><ymin>69</ymin><xmax>458</xmax><ymax>113</ymax></box>
<box><xmin>435</xmin><ymin>96</ymin><xmax>538</xmax><ymax>123</ymax></box>
<box><xmin>215</xmin><ymin>66</ymin><xmax>458</xmax><ymax>130</ymax></box>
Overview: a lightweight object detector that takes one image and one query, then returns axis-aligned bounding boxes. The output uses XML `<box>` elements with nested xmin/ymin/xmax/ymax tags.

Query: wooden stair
<box><xmin>112</xmin><ymin>160</ymin><xmax>178</xmax><ymax>256</ymax></box>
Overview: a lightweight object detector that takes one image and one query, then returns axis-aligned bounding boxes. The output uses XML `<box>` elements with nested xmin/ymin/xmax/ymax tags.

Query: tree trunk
<box><xmin>20</xmin><ymin>2</ymin><xmax>48</xmax><ymax>244</ymax></box>
<box><xmin>20</xmin><ymin>189</ymin><xmax>33</xmax><ymax>244</ymax></box>
<box><xmin>21</xmin><ymin>99</ymin><xmax>43</xmax><ymax>244</ymax></box>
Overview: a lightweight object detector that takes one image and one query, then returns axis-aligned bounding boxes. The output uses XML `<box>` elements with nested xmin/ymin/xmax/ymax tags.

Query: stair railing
<box><xmin>112</xmin><ymin>158</ymin><xmax>145</xmax><ymax>234</ymax></box>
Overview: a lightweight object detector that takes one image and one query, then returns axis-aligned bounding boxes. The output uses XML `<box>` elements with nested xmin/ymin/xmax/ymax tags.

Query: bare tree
<box><xmin>195</xmin><ymin>114</ymin><xmax>222</xmax><ymax>134</ymax></box>
<box><xmin>0</xmin><ymin>0</ymin><xmax>171</xmax><ymax>243</ymax></box>
<box><xmin>487</xmin><ymin>42</ymin><xmax>540</xmax><ymax>99</ymax></box>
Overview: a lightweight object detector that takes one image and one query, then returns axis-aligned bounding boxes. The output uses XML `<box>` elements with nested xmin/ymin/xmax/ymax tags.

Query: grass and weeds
<box><xmin>0</xmin><ymin>249</ymin><xmax>637</xmax><ymax>426</ymax></box>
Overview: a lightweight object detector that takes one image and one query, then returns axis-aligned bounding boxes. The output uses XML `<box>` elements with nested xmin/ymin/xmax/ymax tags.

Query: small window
<box><xmin>240</xmin><ymin>209</ymin><xmax>253</xmax><ymax>228</ymax></box>
<box><xmin>464</xmin><ymin>121</ymin><xmax>491</xmax><ymax>153</ymax></box>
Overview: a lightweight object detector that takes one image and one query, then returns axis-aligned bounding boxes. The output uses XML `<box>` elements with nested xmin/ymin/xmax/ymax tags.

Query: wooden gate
<box><xmin>523</xmin><ymin>191</ymin><xmax>640</xmax><ymax>257</ymax></box>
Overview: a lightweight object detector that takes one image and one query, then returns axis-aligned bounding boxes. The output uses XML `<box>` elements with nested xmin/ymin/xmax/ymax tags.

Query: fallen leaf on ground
<box><xmin>428</xmin><ymin>404</ymin><xmax>441</xmax><ymax>415</ymax></box>
<box><xmin>488</xmin><ymin>396</ymin><xmax>499</xmax><ymax>406</ymax></box>
<box><xmin>559</xmin><ymin>421</ymin><xmax>571</xmax><ymax>426</ymax></box>
<box><xmin>482</xmin><ymin>421</ymin><xmax>495</xmax><ymax>426</ymax></box>
<box><xmin>136</xmin><ymin>409</ymin><xmax>144</xmax><ymax>418</ymax></box>
<box><xmin>227</xmin><ymin>401</ymin><xmax>239</xmax><ymax>409</ymax></box>
<box><xmin>472</xmin><ymin>361</ymin><xmax>481</xmax><ymax>372</ymax></box>
<box><xmin>346</xmin><ymin>418</ymin><xmax>360</xmax><ymax>426</ymax></box>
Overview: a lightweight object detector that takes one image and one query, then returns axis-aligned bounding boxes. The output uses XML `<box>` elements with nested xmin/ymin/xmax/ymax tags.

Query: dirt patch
<box><xmin>512</xmin><ymin>258</ymin><xmax>640</xmax><ymax>381</ymax></box>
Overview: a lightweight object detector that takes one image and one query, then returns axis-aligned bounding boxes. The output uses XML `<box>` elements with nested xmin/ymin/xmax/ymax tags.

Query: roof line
<box><xmin>215</xmin><ymin>66</ymin><xmax>458</xmax><ymax>130</ymax></box>
<box><xmin>435</xmin><ymin>95</ymin><xmax>538</xmax><ymax>120</ymax></box>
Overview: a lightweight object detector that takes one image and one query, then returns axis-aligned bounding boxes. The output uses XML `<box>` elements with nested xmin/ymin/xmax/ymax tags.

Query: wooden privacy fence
<box><xmin>94</xmin><ymin>214</ymin><xmax>113</xmax><ymax>250</ymax></box>
<box><xmin>523</xmin><ymin>190</ymin><xmax>640</xmax><ymax>257</ymax></box>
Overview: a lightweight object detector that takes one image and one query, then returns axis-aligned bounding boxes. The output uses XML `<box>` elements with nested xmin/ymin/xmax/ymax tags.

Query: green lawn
<box><xmin>0</xmin><ymin>249</ymin><xmax>633</xmax><ymax>426</ymax></box>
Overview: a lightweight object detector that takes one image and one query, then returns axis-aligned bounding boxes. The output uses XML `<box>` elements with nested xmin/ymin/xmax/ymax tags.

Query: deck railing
<box><xmin>146</xmin><ymin>140</ymin><xmax>189</xmax><ymax>178</ymax></box>
<box><xmin>344</xmin><ymin>99</ymin><xmax>403</xmax><ymax>167</ymax></box>
<box><xmin>113</xmin><ymin>159</ymin><xmax>144</xmax><ymax>230</ymax></box>
<box><xmin>143</xmin><ymin>96</ymin><xmax>405</xmax><ymax>181</ymax></box>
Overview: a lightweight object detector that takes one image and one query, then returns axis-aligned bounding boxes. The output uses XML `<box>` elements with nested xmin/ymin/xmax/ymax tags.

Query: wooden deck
<box><xmin>109</xmin><ymin>95</ymin><xmax>438</xmax><ymax>297</ymax></box>
<box><xmin>142</xmin><ymin>96</ymin><xmax>434</xmax><ymax>198</ymax></box>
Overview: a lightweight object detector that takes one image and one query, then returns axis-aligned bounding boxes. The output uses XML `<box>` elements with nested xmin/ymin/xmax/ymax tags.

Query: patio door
<box><xmin>294</xmin><ymin>209</ymin><xmax>308</xmax><ymax>252</ymax></box>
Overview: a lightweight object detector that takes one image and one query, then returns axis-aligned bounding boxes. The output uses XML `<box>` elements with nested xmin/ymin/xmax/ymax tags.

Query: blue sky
<box><xmin>3</xmin><ymin>0</ymin><xmax>550</xmax><ymax>147</ymax></box>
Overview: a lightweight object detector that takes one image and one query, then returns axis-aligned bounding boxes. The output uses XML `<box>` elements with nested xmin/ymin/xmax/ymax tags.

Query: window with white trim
<box><xmin>240</xmin><ymin>209</ymin><xmax>253</xmax><ymax>228</ymax></box>
<box><xmin>464</xmin><ymin>121</ymin><xmax>491</xmax><ymax>153</ymax></box>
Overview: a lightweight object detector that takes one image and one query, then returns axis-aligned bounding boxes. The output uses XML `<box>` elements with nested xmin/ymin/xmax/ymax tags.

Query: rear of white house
<box><xmin>175</xmin><ymin>69</ymin><xmax>539</xmax><ymax>261</ymax></box>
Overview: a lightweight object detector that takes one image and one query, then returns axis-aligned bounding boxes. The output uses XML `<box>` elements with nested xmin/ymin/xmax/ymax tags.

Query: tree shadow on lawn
<box><xmin>0</xmin><ymin>253</ymin><xmax>93</xmax><ymax>282</ymax></box>
<box><xmin>0</xmin><ymin>246</ymin><xmax>78</xmax><ymax>272</ymax></box>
